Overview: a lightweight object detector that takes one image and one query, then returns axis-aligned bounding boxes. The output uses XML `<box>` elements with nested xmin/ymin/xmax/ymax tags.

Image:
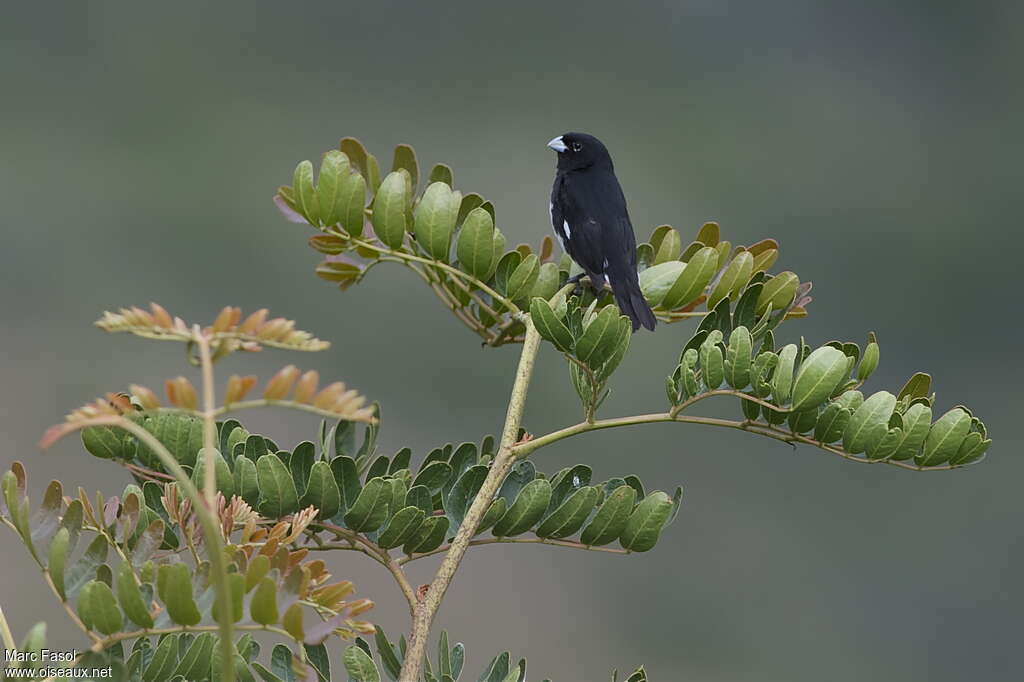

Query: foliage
<box><xmin>0</xmin><ymin>135</ymin><xmax>994</xmax><ymax>681</ymax></box>
<box><xmin>275</xmin><ymin>139</ymin><xmax>808</xmax><ymax>347</ymax></box>
<box><xmin>0</xmin><ymin>462</ymin><xmax>374</xmax><ymax>681</ymax></box>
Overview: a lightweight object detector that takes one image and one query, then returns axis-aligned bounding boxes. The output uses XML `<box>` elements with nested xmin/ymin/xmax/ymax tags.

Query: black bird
<box><xmin>548</xmin><ymin>132</ymin><xmax>656</xmax><ymax>331</ymax></box>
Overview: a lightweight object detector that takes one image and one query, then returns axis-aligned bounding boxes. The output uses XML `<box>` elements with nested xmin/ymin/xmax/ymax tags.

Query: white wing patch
<box><xmin>562</xmin><ymin>220</ymin><xmax>571</xmax><ymax>239</ymax></box>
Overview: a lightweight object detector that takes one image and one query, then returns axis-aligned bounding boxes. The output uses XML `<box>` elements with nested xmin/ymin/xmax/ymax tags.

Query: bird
<box><xmin>548</xmin><ymin>132</ymin><xmax>657</xmax><ymax>332</ymax></box>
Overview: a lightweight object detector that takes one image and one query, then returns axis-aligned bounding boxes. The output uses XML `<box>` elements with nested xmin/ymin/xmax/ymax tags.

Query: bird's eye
<box><xmin>571</xmin><ymin>142</ymin><xmax>583</xmax><ymax>152</ymax></box>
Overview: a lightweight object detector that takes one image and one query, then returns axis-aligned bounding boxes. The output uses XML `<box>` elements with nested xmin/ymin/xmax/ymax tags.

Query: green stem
<box><xmin>348</xmin><ymin>235</ymin><xmax>521</xmax><ymax>317</ymax></box>
<box><xmin>0</xmin><ymin>605</ymin><xmax>17</xmax><ymax>651</ymax></box>
<box><xmin>398</xmin><ymin>317</ymin><xmax>543</xmax><ymax>681</ymax></box>
<box><xmin>314</xmin><ymin>522</ymin><xmax>418</xmax><ymax>614</ymax></box>
<box><xmin>512</xmin><ymin>409</ymin><xmax>965</xmax><ymax>471</ymax></box>
<box><xmin>398</xmin><ymin>536</ymin><xmax>629</xmax><ymax>565</ymax></box>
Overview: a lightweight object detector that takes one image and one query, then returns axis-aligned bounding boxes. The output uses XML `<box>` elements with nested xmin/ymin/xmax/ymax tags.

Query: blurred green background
<box><xmin>2</xmin><ymin>2</ymin><xmax>1021</xmax><ymax>680</ymax></box>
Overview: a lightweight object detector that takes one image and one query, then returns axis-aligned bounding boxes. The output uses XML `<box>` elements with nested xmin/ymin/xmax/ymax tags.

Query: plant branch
<box><xmin>512</xmin><ymin>408</ymin><xmax>971</xmax><ymax>471</ymax></box>
<box><xmin>314</xmin><ymin>522</ymin><xmax>418</xmax><ymax>614</ymax></box>
<box><xmin>398</xmin><ymin>536</ymin><xmax>630</xmax><ymax>565</ymax></box>
<box><xmin>347</xmin><ymin>234</ymin><xmax>521</xmax><ymax>317</ymax></box>
<box><xmin>399</xmin><ymin>317</ymin><xmax>543</xmax><ymax>681</ymax></box>
<box><xmin>195</xmin><ymin>326</ymin><xmax>218</xmax><ymax>503</ymax></box>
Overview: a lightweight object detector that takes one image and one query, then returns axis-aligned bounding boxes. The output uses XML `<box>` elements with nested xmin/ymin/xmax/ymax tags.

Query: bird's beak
<box><xmin>547</xmin><ymin>136</ymin><xmax>567</xmax><ymax>152</ymax></box>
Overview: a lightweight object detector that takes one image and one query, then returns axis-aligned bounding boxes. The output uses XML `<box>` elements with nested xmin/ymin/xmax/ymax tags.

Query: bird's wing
<box><xmin>579</xmin><ymin>171</ymin><xmax>638</xmax><ymax>274</ymax></box>
<box><xmin>554</xmin><ymin>174</ymin><xmax>606</xmax><ymax>275</ymax></box>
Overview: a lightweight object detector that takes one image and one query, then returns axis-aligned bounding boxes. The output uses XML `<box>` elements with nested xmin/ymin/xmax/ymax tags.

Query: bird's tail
<box><xmin>609</xmin><ymin>270</ymin><xmax>656</xmax><ymax>332</ymax></box>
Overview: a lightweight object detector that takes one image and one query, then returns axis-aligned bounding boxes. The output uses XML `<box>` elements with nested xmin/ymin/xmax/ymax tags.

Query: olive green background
<box><xmin>2</xmin><ymin>2</ymin><xmax>1021</xmax><ymax>680</ymax></box>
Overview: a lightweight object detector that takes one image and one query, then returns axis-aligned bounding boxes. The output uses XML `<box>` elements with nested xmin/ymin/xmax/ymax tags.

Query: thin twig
<box><xmin>399</xmin><ymin>536</ymin><xmax>630</xmax><ymax>565</ymax></box>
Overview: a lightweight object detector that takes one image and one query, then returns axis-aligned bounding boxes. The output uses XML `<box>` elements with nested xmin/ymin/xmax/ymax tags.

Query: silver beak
<box><xmin>547</xmin><ymin>136</ymin><xmax>567</xmax><ymax>152</ymax></box>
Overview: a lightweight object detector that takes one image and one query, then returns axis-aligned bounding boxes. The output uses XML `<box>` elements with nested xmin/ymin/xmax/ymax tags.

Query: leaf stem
<box><xmin>399</xmin><ymin>317</ymin><xmax>543</xmax><ymax>681</ymax></box>
<box><xmin>347</xmin><ymin>235</ymin><xmax>521</xmax><ymax>317</ymax></box>
<box><xmin>512</xmin><ymin>404</ymin><xmax>970</xmax><ymax>472</ymax></box>
<box><xmin>314</xmin><ymin>522</ymin><xmax>418</xmax><ymax>614</ymax></box>
<box><xmin>398</xmin><ymin>536</ymin><xmax>630</xmax><ymax>565</ymax></box>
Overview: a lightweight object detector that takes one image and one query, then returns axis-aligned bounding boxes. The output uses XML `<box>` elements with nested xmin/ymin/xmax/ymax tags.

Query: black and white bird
<box><xmin>548</xmin><ymin>132</ymin><xmax>656</xmax><ymax>331</ymax></box>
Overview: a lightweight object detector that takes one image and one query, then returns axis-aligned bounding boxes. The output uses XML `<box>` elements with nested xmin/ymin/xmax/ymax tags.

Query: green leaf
<box><xmin>480</xmin><ymin>651</ymin><xmax>511</xmax><ymax>682</ymax></box>
<box><xmin>65</xmin><ymin>535</ymin><xmax>109</xmax><ymax>599</ymax></box>
<box><xmin>888</xmin><ymin>402</ymin><xmax>933</xmax><ymax>461</ymax></box>
<box><xmin>157</xmin><ymin>562</ymin><xmax>201</xmax><ymax>626</ymax></box>
<box><xmin>897</xmin><ymin>372</ymin><xmax>932</xmax><ymax>402</ymax></box>
<box><xmin>619</xmin><ymin>491</ymin><xmax>673</xmax><ymax>552</ymax></box>
<box><xmin>82</xmin><ymin>426</ymin><xmax>130</xmax><ymax>460</ymax></box>
<box><xmin>531</xmin><ymin>297</ymin><xmax>574</xmax><ymax>352</ymax></box>
<box><xmin>251</xmin><ymin>576</ymin><xmax>279</xmax><ymax>625</ymax></box>
<box><xmin>300</xmin><ymin>461</ymin><xmax>342</xmax><ymax>520</ymax></box>
<box><xmin>391</xmin><ymin>144</ymin><xmax>419</xmax><ymax>194</ymax></box>
<box><xmin>271</xmin><ymin>645</ymin><xmax>297</xmax><ymax>682</ymax></box>
<box><xmin>289</xmin><ymin>441</ymin><xmax>316</xmax><ymax>495</ymax></box>
<box><xmin>340</xmin><ymin>137</ymin><xmax>370</xmax><ymax>178</ymax></box>
<box><xmin>372</xmin><ymin>170</ymin><xmax>411</xmax><ymax>250</ymax></box>
<box><xmin>130</xmin><ymin>414</ymin><xmax>197</xmax><ymax>468</ymax></box>
<box><xmin>493</xmin><ymin>479</ymin><xmax>552</xmax><ymax>537</ymax></box>
<box><xmin>446</xmin><ymin>465</ymin><xmax>489</xmax><ymax>531</ymax></box>
<box><xmin>213</xmin><ymin>572</ymin><xmax>245</xmax><ymax>625</ymax></box>
<box><xmin>344</xmin><ymin>645</ymin><xmax>380</xmax><ymax>682</ymax></box>
<box><xmin>813</xmin><ymin>403</ymin><xmax>851</xmax><ymax>443</ymax></box>
<box><xmin>405</xmin><ymin>484</ymin><xmax>434</xmax><ymax>515</ymax></box>
<box><xmin>339</xmin><ymin>171</ymin><xmax>368</xmax><ymax>237</ymax></box>
<box><xmin>843</xmin><ymin>391</ymin><xmax>897</xmax><ymax>455</ymax></box>
<box><xmin>316</xmin><ymin>150</ymin><xmax>347</xmax><ymax>227</ymax></box>
<box><xmin>708</xmin><ymin>251</ymin><xmax>753</xmax><ymax>309</ymax></box>
<box><xmin>172</xmin><ymin>632</ymin><xmax>215</xmax><ymax>681</ymax></box>
<box><xmin>476</xmin><ymin>497</ymin><xmax>508</xmax><ymax>536</ymax></box>
<box><xmin>116</xmin><ymin>560</ymin><xmax>153</xmax><ymax>628</ymax></box>
<box><xmin>191</xmin><ymin>448</ymin><xmax>234</xmax><ymax>498</ymax></box>
<box><xmin>917</xmin><ymin>408</ymin><xmax>972</xmax><ymax>467</ymax></box>
<box><xmin>756</xmin><ymin>271</ymin><xmax>799</xmax><ymax>313</ymax></box>
<box><xmin>724</xmin><ymin>326</ymin><xmax>753</xmax><ymax>389</ymax></box>
<box><xmin>234</xmin><ymin>456</ymin><xmax>260</xmax><ymax>507</ymax></box>
<box><xmin>696</xmin><ymin>221</ymin><xmax>720</xmax><ymax>246</ymax></box>
<box><xmin>142</xmin><ymin>634</ymin><xmax>178</xmax><ymax>682</ymax></box>
<box><xmin>414</xmin><ymin>182</ymin><xmax>460</xmax><ymax>261</ymax></box>
<box><xmin>950</xmin><ymin>431</ymin><xmax>991</xmax><ymax>466</ymax></box>
<box><xmin>536</xmin><ymin>486</ymin><xmax>599</xmax><ymax>539</ymax></box>
<box><xmin>789</xmin><ymin>346</ymin><xmax>849</xmax><ymax>411</ymax></box>
<box><xmin>78</xmin><ymin>580</ymin><xmax>123</xmax><ymax>635</ymax></box>
<box><xmin>330</xmin><ymin>456</ymin><xmax>362</xmax><ymax>515</ymax></box>
<box><xmin>576</xmin><ymin>305</ymin><xmax>624</xmax><ymax>368</ymax></box>
<box><xmin>48</xmin><ymin>526</ymin><xmax>71</xmax><ymax>599</ymax></box>
<box><xmin>377</xmin><ymin>506</ymin><xmax>426</xmax><ymax>549</ymax></box>
<box><xmin>661</xmin><ymin>246</ymin><xmax>718</xmax><ymax>310</ymax></box>
<box><xmin>650</xmin><ymin>225</ymin><xmax>682</xmax><ymax>264</ymax></box>
<box><xmin>344</xmin><ymin>478</ymin><xmax>391</xmax><ymax>532</ymax></box>
<box><xmin>772</xmin><ymin>344</ymin><xmax>798</xmax><ymax>405</ymax></box>
<box><xmin>245</xmin><ymin>554</ymin><xmax>271</xmax><ymax>592</ymax></box>
<box><xmin>412</xmin><ymin>462</ymin><xmax>452</xmax><ymax>493</ymax></box>
<box><xmin>858</xmin><ymin>337</ymin><xmax>880</xmax><ymax>381</ymax></box>
<box><xmin>506</xmin><ymin>254</ymin><xmax>541</xmax><ymax>303</ymax></box>
<box><xmin>580</xmin><ymin>485</ymin><xmax>637</xmax><ymax>546</ymax></box>
<box><xmin>257</xmin><ymin>455</ymin><xmax>300</xmax><ymax>518</ymax></box>
<box><xmin>497</xmin><ymin>461</ymin><xmax>536</xmax><ymax>506</ymax></box>
<box><xmin>639</xmin><ymin>261</ymin><xmax>685</xmax><ymax>308</ymax></box>
<box><xmin>374</xmin><ymin>626</ymin><xmax>403</xmax><ymax>681</ymax></box>
<box><xmin>428</xmin><ymin>163</ymin><xmax>453</xmax><ymax>187</ymax></box>
<box><xmin>457</xmin><ymin>207</ymin><xmax>497</xmax><ymax>280</ymax></box>
<box><xmin>293</xmin><ymin>160</ymin><xmax>320</xmax><ymax>225</ymax></box>
<box><xmin>403</xmin><ymin>516</ymin><xmax>450</xmax><ymax>554</ymax></box>
<box><xmin>699</xmin><ymin>333</ymin><xmax>725</xmax><ymax>390</ymax></box>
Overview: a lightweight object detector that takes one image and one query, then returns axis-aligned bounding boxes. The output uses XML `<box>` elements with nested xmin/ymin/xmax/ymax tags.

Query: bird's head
<box><xmin>547</xmin><ymin>132</ymin><xmax>613</xmax><ymax>171</ymax></box>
